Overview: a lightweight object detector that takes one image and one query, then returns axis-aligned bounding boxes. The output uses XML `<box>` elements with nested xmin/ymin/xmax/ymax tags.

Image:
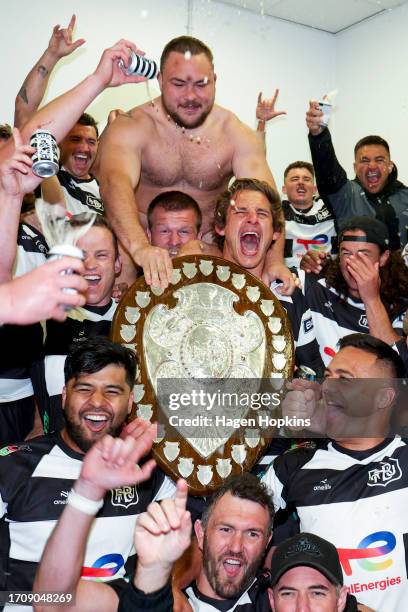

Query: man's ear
<box><xmin>114</xmin><ymin>255</ymin><xmax>122</xmax><ymax>276</ymax></box>
<box><xmin>267</xmin><ymin>588</ymin><xmax>275</xmax><ymax>611</ymax></box>
<box><xmin>379</xmin><ymin>249</ymin><xmax>390</xmax><ymax>267</ymax></box>
<box><xmin>282</xmin><ymin>185</ymin><xmax>286</xmax><ymax>195</ymax></box>
<box><xmin>375</xmin><ymin>386</ymin><xmax>395</xmax><ymax>412</ymax></box>
<box><xmin>272</xmin><ymin>231</ymin><xmax>281</xmax><ymax>243</ymax></box>
<box><xmin>146</xmin><ymin>228</ymin><xmax>152</xmax><ymax>242</ymax></box>
<box><xmin>337</xmin><ymin>585</ymin><xmax>348</xmax><ymax>611</ymax></box>
<box><xmin>194</xmin><ymin>519</ymin><xmax>204</xmax><ymax>551</ymax></box>
<box><xmin>214</xmin><ymin>224</ymin><xmax>225</xmax><ymax>237</ymax></box>
<box><xmin>127</xmin><ymin>392</ymin><xmax>134</xmax><ymax>414</ymax></box>
<box><xmin>158</xmin><ymin>72</ymin><xmax>163</xmax><ymax>91</ymax></box>
<box><xmin>61</xmin><ymin>386</ymin><xmax>67</xmax><ymax>411</ymax></box>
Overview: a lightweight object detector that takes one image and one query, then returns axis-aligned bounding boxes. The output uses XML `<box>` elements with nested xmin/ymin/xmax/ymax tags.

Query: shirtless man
<box><xmin>95</xmin><ymin>36</ymin><xmax>291</xmax><ymax>290</ymax></box>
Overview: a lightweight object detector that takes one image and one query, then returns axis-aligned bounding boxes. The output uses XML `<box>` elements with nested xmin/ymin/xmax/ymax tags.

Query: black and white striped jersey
<box><xmin>261</xmin><ymin>437</ymin><xmax>408</xmax><ymax>610</ymax></box>
<box><xmin>299</xmin><ymin>270</ymin><xmax>407</xmax><ymax>366</ymax></box>
<box><xmin>271</xmin><ymin>281</ymin><xmax>324</xmax><ymax>376</ymax></box>
<box><xmin>0</xmin><ymin>434</ymin><xmax>175</xmax><ymax>612</ymax></box>
<box><xmin>0</xmin><ymin>224</ymin><xmax>47</xmax><ymax>403</ymax></box>
<box><xmin>58</xmin><ymin>168</ymin><xmax>104</xmax><ymax>216</ymax></box>
<box><xmin>283</xmin><ymin>199</ymin><xmax>337</xmax><ymax>269</ymax></box>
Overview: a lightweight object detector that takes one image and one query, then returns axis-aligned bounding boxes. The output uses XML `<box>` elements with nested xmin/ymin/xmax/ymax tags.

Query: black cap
<box><xmin>270</xmin><ymin>533</ymin><xmax>343</xmax><ymax>587</ymax></box>
<box><xmin>338</xmin><ymin>216</ymin><xmax>389</xmax><ymax>250</ymax></box>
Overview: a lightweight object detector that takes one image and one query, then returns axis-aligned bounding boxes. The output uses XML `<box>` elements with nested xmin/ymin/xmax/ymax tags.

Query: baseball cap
<box><xmin>338</xmin><ymin>216</ymin><xmax>389</xmax><ymax>250</ymax></box>
<box><xmin>269</xmin><ymin>532</ymin><xmax>343</xmax><ymax>587</ymax></box>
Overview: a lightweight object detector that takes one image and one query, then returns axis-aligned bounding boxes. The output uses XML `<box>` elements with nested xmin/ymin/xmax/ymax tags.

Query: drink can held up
<box><xmin>30</xmin><ymin>129</ymin><xmax>59</xmax><ymax>178</ymax></box>
<box><xmin>118</xmin><ymin>50</ymin><xmax>158</xmax><ymax>79</ymax></box>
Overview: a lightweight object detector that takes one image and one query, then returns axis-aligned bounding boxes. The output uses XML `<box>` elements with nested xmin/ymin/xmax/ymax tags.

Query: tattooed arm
<box><xmin>14</xmin><ymin>14</ymin><xmax>85</xmax><ymax>128</ymax></box>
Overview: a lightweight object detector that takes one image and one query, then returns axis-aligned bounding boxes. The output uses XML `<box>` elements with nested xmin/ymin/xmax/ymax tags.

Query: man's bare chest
<box><xmin>141</xmin><ymin>136</ymin><xmax>233</xmax><ymax>191</ymax></box>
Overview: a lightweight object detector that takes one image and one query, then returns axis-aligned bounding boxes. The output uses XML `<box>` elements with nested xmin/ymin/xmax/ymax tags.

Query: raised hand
<box><xmin>134</xmin><ymin>243</ymin><xmax>174</xmax><ymax>289</ymax></box>
<box><xmin>93</xmin><ymin>39</ymin><xmax>148</xmax><ymax>89</ymax></box>
<box><xmin>135</xmin><ymin>479</ymin><xmax>192</xmax><ymax>569</ymax></box>
<box><xmin>77</xmin><ymin>425</ymin><xmax>157</xmax><ymax>501</ymax></box>
<box><xmin>282</xmin><ymin>379</ymin><xmax>325</xmax><ymax>433</ymax></box>
<box><xmin>256</xmin><ymin>90</ymin><xmax>286</xmax><ymax>123</ymax></box>
<box><xmin>300</xmin><ymin>250</ymin><xmax>329</xmax><ymax>274</ymax></box>
<box><xmin>306</xmin><ymin>100</ymin><xmax>324</xmax><ymax>136</ymax></box>
<box><xmin>47</xmin><ymin>14</ymin><xmax>85</xmax><ymax>60</ymax></box>
<box><xmin>0</xmin><ymin>127</ymin><xmax>35</xmax><ymax>196</ymax></box>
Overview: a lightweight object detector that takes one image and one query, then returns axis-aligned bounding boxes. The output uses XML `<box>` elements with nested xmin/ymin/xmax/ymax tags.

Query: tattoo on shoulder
<box><xmin>17</xmin><ymin>84</ymin><xmax>28</xmax><ymax>104</ymax></box>
<box><xmin>38</xmin><ymin>65</ymin><xmax>48</xmax><ymax>78</ymax></box>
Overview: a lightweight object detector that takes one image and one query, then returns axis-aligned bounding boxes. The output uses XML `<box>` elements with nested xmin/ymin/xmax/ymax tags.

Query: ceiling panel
<box><xmin>216</xmin><ymin>0</ymin><xmax>408</xmax><ymax>33</ymax></box>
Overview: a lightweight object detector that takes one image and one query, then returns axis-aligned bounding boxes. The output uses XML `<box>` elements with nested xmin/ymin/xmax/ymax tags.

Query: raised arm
<box><xmin>306</xmin><ymin>100</ymin><xmax>347</xmax><ymax>196</ymax></box>
<box><xmin>14</xmin><ymin>15</ymin><xmax>85</xmax><ymax>129</ymax></box>
<box><xmin>1</xmin><ymin>39</ymin><xmax>145</xmax><ymax>171</ymax></box>
<box><xmin>34</xmin><ymin>425</ymin><xmax>157</xmax><ymax>612</ymax></box>
<box><xmin>95</xmin><ymin>115</ymin><xmax>173</xmax><ymax>288</ymax></box>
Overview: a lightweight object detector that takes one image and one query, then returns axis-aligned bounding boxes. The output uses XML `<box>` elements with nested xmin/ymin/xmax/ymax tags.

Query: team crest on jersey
<box><xmin>303</xmin><ymin>317</ymin><xmax>313</xmax><ymax>333</ymax></box>
<box><xmin>0</xmin><ymin>444</ymin><xmax>31</xmax><ymax>456</ymax></box>
<box><xmin>367</xmin><ymin>458</ymin><xmax>402</xmax><ymax>487</ymax></box>
<box><xmin>111</xmin><ymin>485</ymin><xmax>138</xmax><ymax>508</ymax></box>
<box><xmin>86</xmin><ymin>194</ymin><xmax>104</xmax><ymax>212</ymax></box>
<box><xmin>359</xmin><ymin>315</ymin><xmax>368</xmax><ymax>328</ymax></box>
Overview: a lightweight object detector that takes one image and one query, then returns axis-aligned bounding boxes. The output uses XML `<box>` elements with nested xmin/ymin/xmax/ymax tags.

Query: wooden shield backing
<box><xmin>111</xmin><ymin>254</ymin><xmax>294</xmax><ymax>495</ymax></box>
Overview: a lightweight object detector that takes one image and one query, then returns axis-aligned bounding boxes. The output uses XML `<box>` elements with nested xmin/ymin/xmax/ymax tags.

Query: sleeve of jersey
<box><xmin>308</xmin><ymin>128</ymin><xmax>348</xmax><ymax>196</ymax></box>
<box><xmin>118</xmin><ymin>580</ymin><xmax>173</xmax><ymax>612</ymax></box>
<box><xmin>0</xmin><ymin>492</ymin><xmax>7</xmax><ymax>519</ymax></box>
<box><xmin>279</xmin><ymin>287</ymin><xmax>325</xmax><ymax>376</ymax></box>
<box><xmin>393</xmin><ymin>337</ymin><xmax>408</xmax><ymax>376</ymax></box>
<box><xmin>260</xmin><ymin>458</ymin><xmax>288</xmax><ymax>513</ymax></box>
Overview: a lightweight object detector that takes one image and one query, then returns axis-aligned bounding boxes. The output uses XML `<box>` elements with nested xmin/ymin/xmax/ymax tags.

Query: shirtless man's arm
<box><xmin>231</xmin><ymin>118</ymin><xmax>295</xmax><ymax>294</ymax></box>
<box><xmin>95</xmin><ymin>113</ymin><xmax>173</xmax><ymax>288</ymax></box>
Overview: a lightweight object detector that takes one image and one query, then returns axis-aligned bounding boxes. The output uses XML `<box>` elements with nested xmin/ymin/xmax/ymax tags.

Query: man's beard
<box><xmin>63</xmin><ymin>413</ymin><xmax>121</xmax><ymax>453</ymax></box>
<box><xmin>202</xmin><ymin>535</ymin><xmax>263</xmax><ymax>599</ymax></box>
<box><xmin>162</xmin><ymin>98</ymin><xmax>212</xmax><ymax>130</ymax></box>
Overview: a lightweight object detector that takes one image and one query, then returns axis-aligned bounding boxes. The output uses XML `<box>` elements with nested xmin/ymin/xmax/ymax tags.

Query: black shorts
<box><xmin>0</xmin><ymin>396</ymin><xmax>35</xmax><ymax>446</ymax></box>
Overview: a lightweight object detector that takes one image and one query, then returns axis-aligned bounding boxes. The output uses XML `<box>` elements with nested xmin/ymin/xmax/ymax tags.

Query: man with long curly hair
<box><xmin>298</xmin><ymin>215</ymin><xmax>408</xmax><ymax>368</ymax></box>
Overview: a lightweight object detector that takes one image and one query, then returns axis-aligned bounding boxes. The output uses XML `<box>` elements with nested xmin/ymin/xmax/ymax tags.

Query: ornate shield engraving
<box><xmin>111</xmin><ymin>255</ymin><xmax>294</xmax><ymax>495</ymax></box>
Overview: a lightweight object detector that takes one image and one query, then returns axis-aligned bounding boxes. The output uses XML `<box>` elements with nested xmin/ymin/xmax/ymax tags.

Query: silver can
<box><xmin>30</xmin><ymin>129</ymin><xmax>59</xmax><ymax>178</ymax></box>
<box><xmin>296</xmin><ymin>365</ymin><xmax>317</xmax><ymax>381</ymax></box>
<box><xmin>119</xmin><ymin>50</ymin><xmax>158</xmax><ymax>79</ymax></box>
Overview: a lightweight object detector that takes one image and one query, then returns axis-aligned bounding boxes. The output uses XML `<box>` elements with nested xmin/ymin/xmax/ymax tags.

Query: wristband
<box><xmin>67</xmin><ymin>488</ymin><xmax>104</xmax><ymax>516</ymax></box>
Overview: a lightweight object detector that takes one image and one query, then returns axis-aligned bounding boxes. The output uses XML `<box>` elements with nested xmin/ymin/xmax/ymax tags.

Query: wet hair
<box><xmin>69</xmin><ymin>213</ymin><xmax>119</xmax><ymax>259</ymax></box>
<box><xmin>77</xmin><ymin>112</ymin><xmax>99</xmax><ymax>139</ymax></box>
<box><xmin>0</xmin><ymin>124</ymin><xmax>12</xmax><ymax>141</ymax></box>
<box><xmin>147</xmin><ymin>191</ymin><xmax>202</xmax><ymax>231</ymax></box>
<box><xmin>160</xmin><ymin>35</ymin><xmax>214</xmax><ymax>72</ymax></box>
<box><xmin>64</xmin><ymin>337</ymin><xmax>137</xmax><ymax>389</ymax></box>
<box><xmin>213</xmin><ymin>177</ymin><xmax>282</xmax><ymax>250</ymax></box>
<box><xmin>323</xmin><ymin>249</ymin><xmax>408</xmax><ymax>320</ymax></box>
<box><xmin>283</xmin><ymin>161</ymin><xmax>315</xmax><ymax>180</ymax></box>
<box><xmin>200</xmin><ymin>473</ymin><xmax>275</xmax><ymax>536</ymax></box>
<box><xmin>338</xmin><ymin>333</ymin><xmax>405</xmax><ymax>379</ymax></box>
<box><xmin>354</xmin><ymin>135</ymin><xmax>390</xmax><ymax>158</ymax></box>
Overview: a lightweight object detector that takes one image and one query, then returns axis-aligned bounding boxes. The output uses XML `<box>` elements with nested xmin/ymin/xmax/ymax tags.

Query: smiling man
<box><xmin>43</xmin><ymin>215</ymin><xmax>121</xmax><ymax>432</ymax></box>
<box><xmin>264</xmin><ymin>333</ymin><xmax>407</xmax><ymax>611</ymax></box>
<box><xmin>306</xmin><ymin>102</ymin><xmax>408</xmax><ymax>249</ymax></box>
<box><xmin>0</xmin><ymin>338</ymin><xmax>175</xmax><ymax>612</ymax></box>
<box><xmin>94</xmin><ymin>35</ymin><xmax>293</xmax><ymax>291</ymax></box>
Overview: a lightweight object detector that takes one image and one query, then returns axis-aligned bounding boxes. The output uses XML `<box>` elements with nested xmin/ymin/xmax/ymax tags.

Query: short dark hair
<box><xmin>0</xmin><ymin>123</ymin><xmax>12</xmax><ymax>141</ymax></box>
<box><xmin>64</xmin><ymin>337</ymin><xmax>137</xmax><ymax>388</ymax></box>
<box><xmin>213</xmin><ymin>178</ymin><xmax>282</xmax><ymax>250</ymax></box>
<box><xmin>200</xmin><ymin>473</ymin><xmax>275</xmax><ymax>536</ymax></box>
<box><xmin>283</xmin><ymin>161</ymin><xmax>315</xmax><ymax>180</ymax></box>
<box><xmin>338</xmin><ymin>333</ymin><xmax>405</xmax><ymax>378</ymax></box>
<box><xmin>77</xmin><ymin>112</ymin><xmax>99</xmax><ymax>139</ymax></box>
<box><xmin>147</xmin><ymin>191</ymin><xmax>202</xmax><ymax>231</ymax></box>
<box><xmin>160</xmin><ymin>36</ymin><xmax>214</xmax><ymax>73</ymax></box>
<box><xmin>354</xmin><ymin>135</ymin><xmax>390</xmax><ymax>158</ymax></box>
<box><xmin>69</xmin><ymin>213</ymin><xmax>119</xmax><ymax>259</ymax></box>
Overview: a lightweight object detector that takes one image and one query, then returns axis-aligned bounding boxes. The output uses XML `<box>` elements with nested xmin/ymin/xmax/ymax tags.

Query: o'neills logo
<box><xmin>111</xmin><ymin>485</ymin><xmax>138</xmax><ymax>509</ymax></box>
<box><xmin>285</xmin><ymin>537</ymin><xmax>322</xmax><ymax>559</ymax></box>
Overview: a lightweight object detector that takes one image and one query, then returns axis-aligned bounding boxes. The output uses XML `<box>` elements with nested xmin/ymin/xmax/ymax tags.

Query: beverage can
<box><xmin>30</xmin><ymin>130</ymin><xmax>59</xmax><ymax>178</ymax></box>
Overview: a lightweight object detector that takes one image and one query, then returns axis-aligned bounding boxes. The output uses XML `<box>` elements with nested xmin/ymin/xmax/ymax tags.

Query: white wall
<box><xmin>1</xmin><ymin>0</ymin><xmax>334</xmax><ymax>189</ymax></box>
<box><xmin>335</xmin><ymin>3</ymin><xmax>408</xmax><ymax>183</ymax></box>
<box><xmin>3</xmin><ymin>1</ymin><xmax>407</xmax><ymax>187</ymax></box>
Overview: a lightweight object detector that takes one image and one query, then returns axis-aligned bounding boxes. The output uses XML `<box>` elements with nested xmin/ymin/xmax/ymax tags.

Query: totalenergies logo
<box><xmin>297</xmin><ymin>234</ymin><xmax>329</xmax><ymax>252</ymax></box>
<box><xmin>337</xmin><ymin>531</ymin><xmax>396</xmax><ymax>576</ymax></box>
<box><xmin>82</xmin><ymin>553</ymin><xmax>124</xmax><ymax>579</ymax></box>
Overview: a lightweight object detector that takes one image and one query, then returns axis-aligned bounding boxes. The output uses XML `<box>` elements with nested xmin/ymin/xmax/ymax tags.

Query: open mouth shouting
<box><xmin>365</xmin><ymin>169</ymin><xmax>382</xmax><ymax>189</ymax></box>
<box><xmin>240</xmin><ymin>231</ymin><xmax>261</xmax><ymax>257</ymax></box>
<box><xmin>84</xmin><ymin>273</ymin><xmax>101</xmax><ymax>287</ymax></box>
<box><xmin>221</xmin><ymin>555</ymin><xmax>245</xmax><ymax>579</ymax></box>
<box><xmin>82</xmin><ymin>410</ymin><xmax>112</xmax><ymax>434</ymax></box>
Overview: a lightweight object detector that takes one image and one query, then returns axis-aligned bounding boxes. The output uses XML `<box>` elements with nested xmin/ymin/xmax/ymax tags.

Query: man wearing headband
<box><xmin>296</xmin><ymin>215</ymin><xmax>408</xmax><ymax>367</ymax></box>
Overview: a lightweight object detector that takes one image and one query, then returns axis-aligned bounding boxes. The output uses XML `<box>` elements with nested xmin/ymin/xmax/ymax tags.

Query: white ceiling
<box><xmin>215</xmin><ymin>0</ymin><xmax>408</xmax><ymax>33</ymax></box>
